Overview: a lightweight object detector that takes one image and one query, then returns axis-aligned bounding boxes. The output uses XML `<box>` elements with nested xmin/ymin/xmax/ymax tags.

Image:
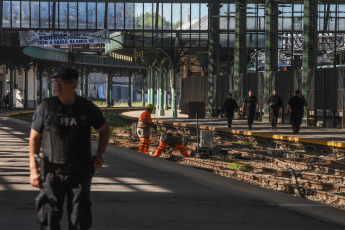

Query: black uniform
<box><xmin>223</xmin><ymin>98</ymin><xmax>238</xmax><ymax>127</ymax></box>
<box><xmin>243</xmin><ymin>96</ymin><xmax>258</xmax><ymax>129</ymax></box>
<box><xmin>288</xmin><ymin>94</ymin><xmax>306</xmax><ymax>134</ymax></box>
<box><xmin>2</xmin><ymin>94</ymin><xmax>9</xmax><ymax>111</ymax></box>
<box><xmin>268</xmin><ymin>95</ymin><xmax>283</xmax><ymax>129</ymax></box>
<box><xmin>32</xmin><ymin>96</ymin><xmax>105</xmax><ymax>230</ymax></box>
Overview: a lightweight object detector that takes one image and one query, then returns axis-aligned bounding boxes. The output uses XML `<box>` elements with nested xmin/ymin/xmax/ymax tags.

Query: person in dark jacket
<box><xmin>223</xmin><ymin>93</ymin><xmax>238</xmax><ymax>128</ymax></box>
<box><xmin>242</xmin><ymin>90</ymin><xmax>258</xmax><ymax>130</ymax></box>
<box><xmin>2</xmin><ymin>92</ymin><xmax>10</xmax><ymax>111</ymax></box>
<box><xmin>29</xmin><ymin>67</ymin><xmax>111</xmax><ymax>229</ymax></box>
<box><xmin>268</xmin><ymin>89</ymin><xmax>283</xmax><ymax>130</ymax></box>
<box><xmin>287</xmin><ymin>90</ymin><xmax>307</xmax><ymax>134</ymax></box>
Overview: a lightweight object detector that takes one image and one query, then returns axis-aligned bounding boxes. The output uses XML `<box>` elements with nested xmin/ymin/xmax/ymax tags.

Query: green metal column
<box><xmin>24</xmin><ymin>68</ymin><xmax>29</xmax><ymax>109</ymax></box>
<box><xmin>148</xmin><ymin>67</ymin><xmax>153</xmax><ymax>105</ymax></box>
<box><xmin>85</xmin><ymin>71</ymin><xmax>89</xmax><ymax>99</ymax></box>
<box><xmin>302</xmin><ymin>0</ymin><xmax>317</xmax><ymax>125</ymax></box>
<box><xmin>164</xmin><ymin>70</ymin><xmax>168</xmax><ymax>110</ymax></box>
<box><xmin>141</xmin><ymin>75</ymin><xmax>145</xmax><ymax>106</ymax></box>
<box><xmin>171</xmin><ymin>66</ymin><xmax>177</xmax><ymax>117</ymax></box>
<box><xmin>9</xmin><ymin>67</ymin><xmax>14</xmax><ymax>110</ymax></box>
<box><xmin>158</xmin><ymin>64</ymin><xmax>165</xmax><ymax>116</ymax></box>
<box><xmin>152</xmin><ymin>67</ymin><xmax>156</xmax><ymax>114</ymax></box>
<box><xmin>128</xmin><ymin>74</ymin><xmax>132</xmax><ymax>107</ymax></box>
<box><xmin>207</xmin><ymin>2</ymin><xmax>221</xmax><ymax>117</ymax></box>
<box><xmin>80</xmin><ymin>74</ymin><xmax>84</xmax><ymax>97</ymax></box>
<box><xmin>47</xmin><ymin>73</ymin><xmax>52</xmax><ymax>98</ymax></box>
<box><xmin>38</xmin><ymin>67</ymin><xmax>43</xmax><ymax>105</ymax></box>
<box><xmin>234</xmin><ymin>0</ymin><xmax>247</xmax><ymax>107</ymax></box>
<box><xmin>156</xmin><ymin>69</ymin><xmax>160</xmax><ymax>112</ymax></box>
<box><xmin>263</xmin><ymin>0</ymin><xmax>278</xmax><ymax>122</ymax></box>
<box><xmin>107</xmin><ymin>74</ymin><xmax>113</xmax><ymax>108</ymax></box>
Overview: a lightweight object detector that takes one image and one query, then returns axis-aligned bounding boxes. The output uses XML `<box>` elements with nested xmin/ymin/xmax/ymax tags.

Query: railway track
<box><xmin>110</xmin><ymin>125</ymin><xmax>345</xmax><ymax>210</ymax></box>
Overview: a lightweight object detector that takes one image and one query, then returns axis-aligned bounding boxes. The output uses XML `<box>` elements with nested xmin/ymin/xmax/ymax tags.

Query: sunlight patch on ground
<box><xmin>91</xmin><ymin>176</ymin><xmax>173</xmax><ymax>193</ymax></box>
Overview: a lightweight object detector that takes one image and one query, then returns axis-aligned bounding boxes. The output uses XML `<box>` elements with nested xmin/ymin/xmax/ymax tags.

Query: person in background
<box><xmin>242</xmin><ymin>90</ymin><xmax>258</xmax><ymax>130</ymax></box>
<box><xmin>287</xmin><ymin>89</ymin><xmax>307</xmax><ymax>134</ymax></box>
<box><xmin>223</xmin><ymin>93</ymin><xmax>238</xmax><ymax>128</ymax></box>
<box><xmin>153</xmin><ymin>131</ymin><xmax>189</xmax><ymax>157</ymax></box>
<box><xmin>2</xmin><ymin>92</ymin><xmax>10</xmax><ymax>111</ymax></box>
<box><xmin>29</xmin><ymin>67</ymin><xmax>110</xmax><ymax>229</ymax></box>
<box><xmin>268</xmin><ymin>89</ymin><xmax>283</xmax><ymax>130</ymax></box>
<box><xmin>137</xmin><ymin>104</ymin><xmax>155</xmax><ymax>154</ymax></box>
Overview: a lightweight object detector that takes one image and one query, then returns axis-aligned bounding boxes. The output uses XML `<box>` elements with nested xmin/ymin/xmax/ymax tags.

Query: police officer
<box><xmin>153</xmin><ymin>131</ymin><xmax>189</xmax><ymax>157</ymax></box>
<box><xmin>242</xmin><ymin>90</ymin><xmax>258</xmax><ymax>130</ymax></box>
<box><xmin>137</xmin><ymin>104</ymin><xmax>155</xmax><ymax>154</ymax></box>
<box><xmin>29</xmin><ymin>67</ymin><xmax>110</xmax><ymax>230</ymax></box>
<box><xmin>287</xmin><ymin>90</ymin><xmax>307</xmax><ymax>134</ymax></box>
<box><xmin>223</xmin><ymin>93</ymin><xmax>238</xmax><ymax>128</ymax></box>
<box><xmin>268</xmin><ymin>89</ymin><xmax>283</xmax><ymax>130</ymax></box>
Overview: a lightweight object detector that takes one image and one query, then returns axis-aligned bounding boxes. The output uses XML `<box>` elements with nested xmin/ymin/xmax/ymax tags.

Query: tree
<box><xmin>137</xmin><ymin>12</ymin><xmax>171</xmax><ymax>29</ymax></box>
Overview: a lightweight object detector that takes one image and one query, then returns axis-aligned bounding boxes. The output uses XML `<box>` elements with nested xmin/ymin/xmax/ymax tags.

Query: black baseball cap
<box><xmin>53</xmin><ymin>67</ymin><xmax>79</xmax><ymax>81</ymax></box>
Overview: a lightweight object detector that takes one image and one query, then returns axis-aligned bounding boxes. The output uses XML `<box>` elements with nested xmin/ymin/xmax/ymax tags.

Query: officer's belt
<box><xmin>45</xmin><ymin>162</ymin><xmax>92</xmax><ymax>174</ymax></box>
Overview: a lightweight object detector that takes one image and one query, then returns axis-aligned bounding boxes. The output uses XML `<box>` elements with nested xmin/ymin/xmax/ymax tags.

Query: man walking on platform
<box><xmin>137</xmin><ymin>104</ymin><xmax>155</xmax><ymax>154</ymax></box>
<box><xmin>153</xmin><ymin>131</ymin><xmax>189</xmax><ymax>157</ymax></box>
<box><xmin>287</xmin><ymin>90</ymin><xmax>307</xmax><ymax>134</ymax></box>
<box><xmin>268</xmin><ymin>89</ymin><xmax>283</xmax><ymax>130</ymax></box>
<box><xmin>242</xmin><ymin>90</ymin><xmax>258</xmax><ymax>130</ymax></box>
<box><xmin>29</xmin><ymin>67</ymin><xmax>110</xmax><ymax>229</ymax></box>
<box><xmin>2</xmin><ymin>92</ymin><xmax>10</xmax><ymax>111</ymax></box>
<box><xmin>223</xmin><ymin>93</ymin><xmax>238</xmax><ymax>128</ymax></box>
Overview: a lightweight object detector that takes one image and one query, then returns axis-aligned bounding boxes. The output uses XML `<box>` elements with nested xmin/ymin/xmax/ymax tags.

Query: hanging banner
<box><xmin>19</xmin><ymin>29</ymin><xmax>110</xmax><ymax>47</ymax></box>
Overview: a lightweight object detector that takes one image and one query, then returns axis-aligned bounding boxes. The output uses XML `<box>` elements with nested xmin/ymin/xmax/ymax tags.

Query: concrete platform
<box><xmin>122</xmin><ymin>109</ymin><xmax>345</xmax><ymax>148</ymax></box>
<box><xmin>1</xmin><ymin>111</ymin><xmax>345</xmax><ymax>229</ymax></box>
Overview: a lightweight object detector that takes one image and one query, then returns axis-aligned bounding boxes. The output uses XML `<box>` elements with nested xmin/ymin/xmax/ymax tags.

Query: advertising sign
<box><xmin>19</xmin><ymin>29</ymin><xmax>110</xmax><ymax>47</ymax></box>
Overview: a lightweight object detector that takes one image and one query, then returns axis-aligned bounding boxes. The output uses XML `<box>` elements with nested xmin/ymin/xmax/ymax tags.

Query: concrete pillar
<box><xmin>107</xmin><ymin>74</ymin><xmax>113</xmax><ymax>107</ymax></box>
<box><xmin>263</xmin><ymin>0</ymin><xmax>278</xmax><ymax>122</ymax></box>
<box><xmin>234</xmin><ymin>0</ymin><xmax>247</xmax><ymax>108</ymax></box>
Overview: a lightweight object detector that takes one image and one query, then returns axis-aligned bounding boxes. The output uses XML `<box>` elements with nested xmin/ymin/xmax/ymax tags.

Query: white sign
<box><xmin>19</xmin><ymin>30</ymin><xmax>110</xmax><ymax>47</ymax></box>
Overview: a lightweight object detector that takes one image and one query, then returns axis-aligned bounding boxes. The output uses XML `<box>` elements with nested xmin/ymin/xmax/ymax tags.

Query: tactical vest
<box><xmin>41</xmin><ymin>96</ymin><xmax>92</xmax><ymax>165</ymax></box>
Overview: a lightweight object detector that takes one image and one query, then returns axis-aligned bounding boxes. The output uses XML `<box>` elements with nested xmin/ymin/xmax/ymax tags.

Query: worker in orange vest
<box><xmin>153</xmin><ymin>131</ymin><xmax>189</xmax><ymax>157</ymax></box>
<box><xmin>137</xmin><ymin>104</ymin><xmax>155</xmax><ymax>154</ymax></box>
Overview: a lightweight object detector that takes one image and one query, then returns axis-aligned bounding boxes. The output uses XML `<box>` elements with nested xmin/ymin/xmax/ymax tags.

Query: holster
<box><xmin>37</xmin><ymin>155</ymin><xmax>47</xmax><ymax>182</ymax></box>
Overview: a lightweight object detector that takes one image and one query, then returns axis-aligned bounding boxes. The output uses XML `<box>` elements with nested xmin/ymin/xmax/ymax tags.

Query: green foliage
<box><xmin>137</xmin><ymin>12</ymin><xmax>171</xmax><ymax>28</ymax></box>
<box><xmin>102</xmin><ymin>111</ymin><xmax>131</xmax><ymax>128</ymax></box>
<box><xmin>242</xmin><ymin>141</ymin><xmax>252</xmax><ymax>146</ymax></box>
<box><xmin>228</xmin><ymin>162</ymin><xmax>242</xmax><ymax>170</ymax></box>
<box><xmin>11</xmin><ymin>113</ymin><xmax>33</xmax><ymax>122</ymax></box>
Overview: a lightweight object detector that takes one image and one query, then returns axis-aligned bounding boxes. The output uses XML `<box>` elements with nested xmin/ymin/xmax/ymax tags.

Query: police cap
<box><xmin>53</xmin><ymin>67</ymin><xmax>79</xmax><ymax>81</ymax></box>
